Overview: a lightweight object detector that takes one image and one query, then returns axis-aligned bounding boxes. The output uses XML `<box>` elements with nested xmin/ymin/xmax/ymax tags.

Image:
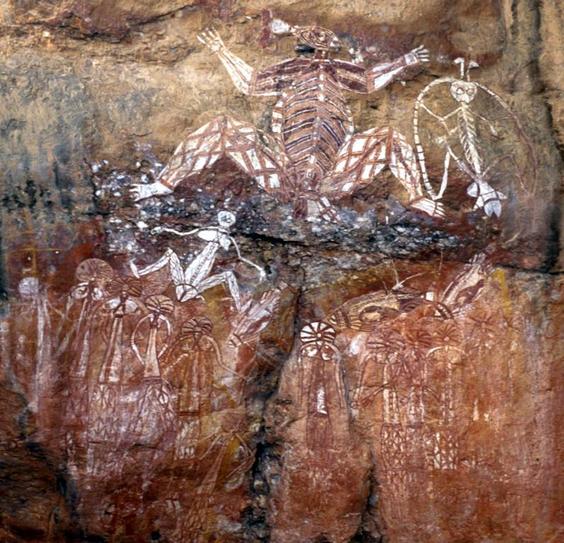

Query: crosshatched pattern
<box><xmin>132</xmin><ymin>27</ymin><xmax>442</xmax><ymax>219</ymax></box>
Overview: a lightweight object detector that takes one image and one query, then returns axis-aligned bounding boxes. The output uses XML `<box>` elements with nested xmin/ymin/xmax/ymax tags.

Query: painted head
<box><xmin>266</xmin><ymin>13</ymin><xmax>341</xmax><ymax>55</ymax></box>
<box><xmin>18</xmin><ymin>276</ymin><xmax>40</xmax><ymax>300</ymax></box>
<box><xmin>294</xmin><ymin>26</ymin><xmax>341</xmax><ymax>53</ymax></box>
<box><xmin>300</xmin><ymin>321</ymin><xmax>338</xmax><ymax>360</ymax></box>
<box><xmin>179</xmin><ymin>316</ymin><xmax>213</xmax><ymax>349</ymax></box>
<box><xmin>450</xmin><ymin>80</ymin><xmax>477</xmax><ymax>103</ymax></box>
<box><xmin>217</xmin><ymin>210</ymin><xmax>236</xmax><ymax>229</ymax></box>
<box><xmin>451</xmin><ymin>57</ymin><xmax>480</xmax><ymax>103</ymax></box>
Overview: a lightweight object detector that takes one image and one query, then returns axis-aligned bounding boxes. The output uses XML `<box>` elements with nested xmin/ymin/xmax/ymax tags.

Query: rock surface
<box><xmin>0</xmin><ymin>0</ymin><xmax>562</xmax><ymax>542</ymax></box>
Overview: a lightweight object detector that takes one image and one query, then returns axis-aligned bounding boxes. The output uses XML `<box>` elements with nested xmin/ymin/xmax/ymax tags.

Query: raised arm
<box><xmin>198</xmin><ymin>28</ymin><xmax>256</xmax><ymax>95</ymax></box>
<box><xmin>198</xmin><ymin>28</ymin><xmax>298</xmax><ymax>97</ymax></box>
<box><xmin>335</xmin><ymin>46</ymin><xmax>430</xmax><ymax>94</ymax></box>
<box><xmin>154</xmin><ymin>226</ymin><xmax>201</xmax><ymax>237</ymax></box>
<box><xmin>367</xmin><ymin>45</ymin><xmax>430</xmax><ymax>92</ymax></box>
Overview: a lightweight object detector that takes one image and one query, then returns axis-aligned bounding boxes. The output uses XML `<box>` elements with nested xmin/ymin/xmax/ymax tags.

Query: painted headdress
<box><xmin>300</xmin><ymin>321</ymin><xmax>337</xmax><ymax>347</ymax></box>
<box><xmin>180</xmin><ymin>316</ymin><xmax>213</xmax><ymax>338</ymax></box>
<box><xmin>261</xmin><ymin>10</ymin><xmax>341</xmax><ymax>52</ymax></box>
<box><xmin>145</xmin><ymin>294</ymin><xmax>174</xmax><ymax>316</ymax></box>
<box><xmin>107</xmin><ymin>276</ymin><xmax>143</xmax><ymax>298</ymax></box>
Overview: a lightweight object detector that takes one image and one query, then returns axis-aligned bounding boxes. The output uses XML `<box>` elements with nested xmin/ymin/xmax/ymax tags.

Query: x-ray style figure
<box><xmin>165</xmin><ymin>317</ymin><xmax>220</xmax><ymax>457</ymax></box>
<box><xmin>98</xmin><ymin>277</ymin><xmax>143</xmax><ymax>385</ymax></box>
<box><xmin>297</xmin><ymin>321</ymin><xmax>349</xmax><ymax>450</ymax></box>
<box><xmin>131</xmin><ymin>21</ymin><xmax>442</xmax><ymax>218</ymax></box>
<box><xmin>413</xmin><ymin>58</ymin><xmax>536</xmax><ymax>217</ymax></box>
<box><xmin>130</xmin><ymin>211</ymin><xmax>265</xmax><ymax>310</ymax></box>
<box><xmin>58</xmin><ymin>259</ymin><xmax>114</xmax><ymax>377</ymax></box>
<box><xmin>13</xmin><ymin>276</ymin><xmax>53</xmax><ymax>414</ymax></box>
<box><xmin>131</xmin><ymin>294</ymin><xmax>174</xmax><ymax>378</ymax></box>
<box><xmin>164</xmin><ymin>316</ymin><xmax>221</xmax><ymax>417</ymax></box>
<box><xmin>128</xmin><ymin>295</ymin><xmax>176</xmax><ymax>448</ymax></box>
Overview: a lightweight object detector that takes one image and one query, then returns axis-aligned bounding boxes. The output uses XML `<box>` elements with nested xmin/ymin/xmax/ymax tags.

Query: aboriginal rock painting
<box><xmin>0</xmin><ymin>11</ymin><xmax>549</xmax><ymax>543</ymax></box>
<box><xmin>131</xmin><ymin>21</ymin><xmax>442</xmax><ymax>219</ymax></box>
<box><xmin>2</xmin><ymin>225</ymin><xmax>284</xmax><ymax>539</ymax></box>
<box><xmin>413</xmin><ymin>58</ymin><xmax>537</xmax><ymax>216</ymax></box>
<box><xmin>130</xmin><ymin>18</ymin><xmax>536</xmax><ymax>222</ymax></box>
<box><xmin>269</xmin><ymin>256</ymin><xmax>547</xmax><ymax>542</ymax></box>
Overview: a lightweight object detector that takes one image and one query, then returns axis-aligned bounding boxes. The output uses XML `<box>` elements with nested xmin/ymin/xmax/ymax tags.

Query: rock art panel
<box><xmin>132</xmin><ymin>23</ymin><xmax>442</xmax><ymax>220</ymax></box>
<box><xmin>413</xmin><ymin>58</ymin><xmax>538</xmax><ymax>217</ymax></box>
<box><xmin>0</xmin><ymin>1</ymin><xmax>561</xmax><ymax>542</ymax></box>
<box><xmin>1</xmin><ymin>233</ymin><xmax>295</xmax><ymax>540</ymax></box>
<box><xmin>268</xmin><ymin>319</ymin><xmax>370</xmax><ymax>543</ymax></box>
<box><xmin>265</xmin><ymin>259</ymin><xmax>561</xmax><ymax>542</ymax></box>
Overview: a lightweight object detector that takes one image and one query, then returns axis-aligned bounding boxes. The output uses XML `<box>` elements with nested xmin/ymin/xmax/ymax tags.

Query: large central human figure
<box><xmin>133</xmin><ymin>21</ymin><xmax>441</xmax><ymax>218</ymax></box>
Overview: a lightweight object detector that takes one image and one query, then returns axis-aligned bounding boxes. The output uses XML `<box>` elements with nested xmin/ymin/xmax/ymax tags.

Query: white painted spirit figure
<box><xmin>130</xmin><ymin>211</ymin><xmax>265</xmax><ymax>309</ymax></box>
<box><xmin>131</xmin><ymin>21</ymin><xmax>443</xmax><ymax>219</ymax></box>
<box><xmin>413</xmin><ymin>58</ymin><xmax>537</xmax><ymax>216</ymax></box>
<box><xmin>297</xmin><ymin>321</ymin><xmax>349</xmax><ymax>450</ymax></box>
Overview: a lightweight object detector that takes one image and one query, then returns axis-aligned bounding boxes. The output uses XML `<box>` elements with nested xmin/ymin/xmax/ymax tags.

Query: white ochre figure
<box><xmin>413</xmin><ymin>58</ymin><xmax>536</xmax><ymax>217</ymax></box>
<box><xmin>297</xmin><ymin>321</ymin><xmax>349</xmax><ymax>450</ymax></box>
<box><xmin>129</xmin><ymin>211</ymin><xmax>265</xmax><ymax>310</ymax></box>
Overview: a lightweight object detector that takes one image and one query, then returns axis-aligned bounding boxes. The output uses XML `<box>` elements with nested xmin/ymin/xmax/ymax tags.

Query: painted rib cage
<box><xmin>273</xmin><ymin>65</ymin><xmax>354</xmax><ymax>187</ymax></box>
<box><xmin>151</xmin><ymin>55</ymin><xmax>433</xmax><ymax>215</ymax></box>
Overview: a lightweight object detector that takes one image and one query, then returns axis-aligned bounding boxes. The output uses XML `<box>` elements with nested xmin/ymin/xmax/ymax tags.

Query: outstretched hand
<box><xmin>405</xmin><ymin>45</ymin><xmax>431</xmax><ymax>66</ymax></box>
<box><xmin>197</xmin><ymin>28</ymin><xmax>226</xmax><ymax>54</ymax></box>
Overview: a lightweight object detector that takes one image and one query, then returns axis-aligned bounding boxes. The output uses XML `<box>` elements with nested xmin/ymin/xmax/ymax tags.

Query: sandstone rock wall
<box><xmin>0</xmin><ymin>1</ymin><xmax>561</xmax><ymax>541</ymax></box>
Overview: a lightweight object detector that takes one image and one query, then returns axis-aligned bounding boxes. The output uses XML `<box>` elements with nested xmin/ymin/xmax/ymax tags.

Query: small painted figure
<box><xmin>298</xmin><ymin>321</ymin><xmax>349</xmax><ymax>450</ymax></box>
<box><xmin>165</xmin><ymin>316</ymin><xmax>221</xmax><ymax>415</ymax></box>
<box><xmin>130</xmin><ymin>211</ymin><xmax>265</xmax><ymax>309</ymax></box>
<box><xmin>12</xmin><ymin>276</ymin><xmax>53</xmax><ymax>414</ymax></box>
<box><xmin>164</xmin><ymin>316</ymin><xmax>222</xmax><ymax>459</ymax></box>
<box><xmin>414</xmin><ymin>58</ymin><xmax>537</xmax><ymax>216</ymax></box>
<box><xmin>98</xmin><ymin>277</ymin><xmax>143</xmax><ymax>384</ymax></box>
<box><xmin>131</xmin><ymin>294</ymin><xmax>174</xmax><ymax>379</ymax></box>
<box><xmin>58</xmin><ymin>259</ymin><xmax>114</xmax><ymax>378</ymax></box>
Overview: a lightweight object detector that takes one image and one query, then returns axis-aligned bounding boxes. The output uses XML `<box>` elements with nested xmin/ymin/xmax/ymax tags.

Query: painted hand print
<box><xmin>131</xmin><ymin>22</ymin><xmax>443</xmax><ymax>220</ymax></box>
<box><xmin>413</xmin><ymin>58</ymin><xmax>537</xmax><ymax>216</ymax></box>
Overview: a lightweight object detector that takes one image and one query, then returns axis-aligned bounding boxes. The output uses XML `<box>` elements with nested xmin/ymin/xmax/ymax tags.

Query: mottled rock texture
<box><xmin>0</xmin><ymin>0</ymin><xmax>562</xmax><ymax>542</ymax></box>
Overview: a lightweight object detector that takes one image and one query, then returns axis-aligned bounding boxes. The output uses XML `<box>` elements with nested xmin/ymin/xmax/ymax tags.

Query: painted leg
<box><xmin>132</xmin><ymin>115</ymin><xmax>290</xmax><ymax>201</ymax></box>
<box><xmin>130</xmin><ymin>249</ymin><xmax>199</xmax><ymax>303</ymax></box>
<box><xmin>322</xmin><ymin>127</ymin><xmax>444</xmax><ymax>218</ymax></box>
<box><xmin>385</xmin><ymin>128</ymin><xmax>445</xmax><ymax>217</ymax></box>
<box><xmin>322</xmin><ymin>127</ymin><xmax>389</xmax><ymax>195</ymax></box>
<box><xmin>130</xmin><ymin>248</ymin><xmax>183</xmax><ymax>279</ymax></box>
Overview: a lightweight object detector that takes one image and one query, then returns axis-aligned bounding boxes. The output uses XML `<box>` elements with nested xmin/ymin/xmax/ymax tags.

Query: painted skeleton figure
<box><xmin>132</xmin><ymin>21</ymin><xmax>442</xmax><ymax>218</ymax></box>
<box><xmin>413</xmin><ymin>58</ymin><xmax>536</xmax><ymax>217</ymax></box>
<box><xmin>130</xmin><ymin>211</ymin><xmax>265</xmax><ymax>309</ymax></box>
